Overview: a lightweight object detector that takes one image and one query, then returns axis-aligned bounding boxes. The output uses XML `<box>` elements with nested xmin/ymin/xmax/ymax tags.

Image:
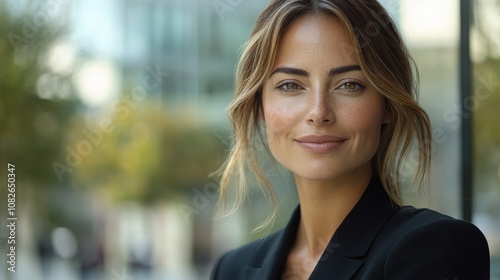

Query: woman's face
<box><xmin>262</xmin><ymin>13</ymin><xmax>390</xmax><ymax>183</ymax></box>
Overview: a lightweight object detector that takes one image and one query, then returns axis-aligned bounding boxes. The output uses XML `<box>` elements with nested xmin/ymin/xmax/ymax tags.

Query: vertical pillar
<box><xmin>460</xmin><ymin>0</ymin><xmax>473</xmax><ymax>222</ymax></box>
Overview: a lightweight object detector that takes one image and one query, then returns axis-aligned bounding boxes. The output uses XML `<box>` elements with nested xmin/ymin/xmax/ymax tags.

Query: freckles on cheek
<box><xmin>264</xmin><ymin>110</ymin><xmax>293</xmax><ymax>149</ymax></box>
<box><xmin>264</xmin><ymin>105</ymin><xmax>294</xmax><ymax>136</ymax></box>
<box><xmin>348</xmin><ymin>103</ymin><xmax>385</xmax><ymax>137</ymax></box>
<box><xmin>263</xmin><ymin>94</ymin><xmax>302</xmax><ymax>143</ymax></box>
<box><xmin>268</xmin><ymin>113</ymin><xmax>285</xmax><ymax>132</ymax></box>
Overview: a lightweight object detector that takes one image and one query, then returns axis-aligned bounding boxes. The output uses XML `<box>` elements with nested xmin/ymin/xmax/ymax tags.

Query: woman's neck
<box><xmin>293</xmin><ymin>166</ymin><xmax>373</xmax><ymax>258</ymax></box>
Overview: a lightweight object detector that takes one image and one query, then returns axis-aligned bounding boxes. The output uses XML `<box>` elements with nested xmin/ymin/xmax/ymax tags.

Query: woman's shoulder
<box><xmin>377</xmin><ymin>206</ymin><xmax>490</xmax><ymax>279</ymax></box>
<box><xmin>383</xmin><ymin>206</ymin><xmax>489</xmax><ymax>253</ymax></box>
<box><xmin>388</xmin><ymin>206</ymin><xmax>486</xmax><ymax>237</ymax></box>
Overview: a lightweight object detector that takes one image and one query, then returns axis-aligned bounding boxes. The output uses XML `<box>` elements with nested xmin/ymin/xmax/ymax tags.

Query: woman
<box><xmin>211</xmin><ymin>0</ymin><xmax>490</xmax><ymax>279</ymax></box>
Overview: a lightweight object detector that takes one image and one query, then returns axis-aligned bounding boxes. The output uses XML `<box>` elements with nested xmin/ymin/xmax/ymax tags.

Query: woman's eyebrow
<box><xmin>270</xmin><ymin>64</ymin><xmax>361</xmax><ymax>78</ymax></box>
<box><xmin>270</xmin><ymin>67</ymin><xmax>309</xmax><ymax>77</ymax></box>
<box><xmin>328</xmin><ymin>64</ymin><xmax>361</xmax><ymax>77</ymax></box>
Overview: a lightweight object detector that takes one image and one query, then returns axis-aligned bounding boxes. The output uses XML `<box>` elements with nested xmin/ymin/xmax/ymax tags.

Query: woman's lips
<box><xmin>295</xmin><ymin>135</ymin><xmax>347</xmax><ymax>154</ymax></box>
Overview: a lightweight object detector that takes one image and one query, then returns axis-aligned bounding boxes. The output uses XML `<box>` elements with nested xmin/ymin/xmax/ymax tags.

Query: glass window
<box><xmin>389</xmin><ymin>0</ymin><xmax>462</xmax><ymax>217</ymax></box>
<box><xmin>472</xmin><ymin>0</ymin><xmax>500</xmax><ymax>278</ymax></box>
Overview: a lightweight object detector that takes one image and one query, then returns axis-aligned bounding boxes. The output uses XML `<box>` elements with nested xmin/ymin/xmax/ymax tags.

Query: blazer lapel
<box><xmin>310</xmin><ymin>178</ymin><xmax>400</xmax><ymax>279</ymax></box>
<box><xmin>243</xmin><ymin>207</ymin><xmax>301</xmax><ymax>280</ymax></box>
<box><xmin>242</xmin><ymin>178</ymin><xmax>400</xmax><ymax>280</ymax></box>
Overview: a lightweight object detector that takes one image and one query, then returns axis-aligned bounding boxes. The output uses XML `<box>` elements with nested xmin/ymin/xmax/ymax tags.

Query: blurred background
<box><xmin>0</xmin><ymin>0</ymin><xmax>498</xmax><ymax>279</ymax></box>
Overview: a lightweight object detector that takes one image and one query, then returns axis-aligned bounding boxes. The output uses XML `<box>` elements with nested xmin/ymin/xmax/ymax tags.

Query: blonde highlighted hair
<box><xmin>217</xmin><ymin>0</ymin><xmax>432</xmax><ymax>230</ymax></box>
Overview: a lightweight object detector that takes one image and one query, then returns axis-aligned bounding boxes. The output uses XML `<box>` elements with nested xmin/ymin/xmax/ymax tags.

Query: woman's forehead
<box><xmin>272</xmin><ymin>14</ymin><xmax>359</xmax><ymax>73</ymax></box>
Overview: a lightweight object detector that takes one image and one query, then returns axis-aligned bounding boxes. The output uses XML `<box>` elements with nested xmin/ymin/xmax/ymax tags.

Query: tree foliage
<box><xmin>0</xmin><ymin>2</ymin><xmax>77</xmax><ymax>190</ymax></box>
<box><xmin>473</xmin><ymin>58</ymin><xmax>500</xmax><ymax>189</ymax></box>
<box><xmin>65</xmin><ymin>100</ymin><xmax>226</xmax><ymax>204</ymax></box>
<box><xmin>472</xmin><ymin>0</ymin><xmax>500</xmax><ymax>189</ymax></box>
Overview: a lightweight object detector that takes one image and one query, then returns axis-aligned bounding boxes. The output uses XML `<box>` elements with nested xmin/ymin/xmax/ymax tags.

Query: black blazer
<box><xmin>210</xmin><ymin>179</ymin><xmax>490</xmax><ymax>279</ymax></box>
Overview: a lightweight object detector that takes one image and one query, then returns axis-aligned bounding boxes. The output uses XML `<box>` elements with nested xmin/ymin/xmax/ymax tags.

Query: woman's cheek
<box><xmin>264</xmin><ymin>100</ymin><xmax>301</xmax><ymax>136</ymax></box>
<box><xmin>346</xmin><ymin>96</ymin><xmax>385</xmax><ymax>128</ymax></box>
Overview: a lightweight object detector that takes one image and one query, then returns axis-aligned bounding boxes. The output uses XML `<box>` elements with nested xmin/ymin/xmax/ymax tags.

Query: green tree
<box><xmin>66</xmin><ymin>100</ymin><xmax>226</xmax><ymax>204</ymax></box>
<box><xmin>0</xmin><ymin>3</ymin><xmax>77</xmax><ymax>200</ymax></box>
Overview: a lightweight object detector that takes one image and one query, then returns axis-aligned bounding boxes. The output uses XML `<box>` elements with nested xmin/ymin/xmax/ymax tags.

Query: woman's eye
<box><xmin>339</xmin><ymin>81</ymin><xmax>364</xmax><ymax>91</ymax></box>
<box><xmin>277</xmin><ymin>82</ymin><xmax>302</xmax><ymax>91</ymax></box>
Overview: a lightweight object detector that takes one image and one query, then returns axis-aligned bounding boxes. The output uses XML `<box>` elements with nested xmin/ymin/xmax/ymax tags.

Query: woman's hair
<box><xmin>217</xmin><ymin>0</ymin><xmax>432</xmax><ymax>230</ymax></box>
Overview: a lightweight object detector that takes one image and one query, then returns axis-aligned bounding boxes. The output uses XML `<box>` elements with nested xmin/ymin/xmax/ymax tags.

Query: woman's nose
<box><xmin>306</xmin><ymin>88</ymin><xmax>335</xmax><ymax>126</ymax></box>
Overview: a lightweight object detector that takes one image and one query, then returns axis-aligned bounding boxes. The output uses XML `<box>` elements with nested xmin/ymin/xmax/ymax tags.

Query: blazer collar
<box><xmin>310</xmin><ymin>177</ymin><xmax>400</xmax><ymax>279</ymax></box>
<box><xmin>244</xmin><ymin>177</ymin><xmax>400</xmax><ymax>280</ymax></box>
<box><xmin>243</xmin><ymin>205</ymin><xmax>301</xmax><ymax>279</ymax></box>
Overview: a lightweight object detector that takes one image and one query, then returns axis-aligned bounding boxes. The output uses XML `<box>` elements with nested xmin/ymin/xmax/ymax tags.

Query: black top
<box><xmin>210</xmin><ymin>179</ymin><xmax>490</xmax><ymax>279</ymax></box>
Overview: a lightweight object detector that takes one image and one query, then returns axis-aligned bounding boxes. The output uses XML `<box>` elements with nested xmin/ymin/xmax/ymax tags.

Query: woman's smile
<box><xmin>294</xmin><ymin>134</ymin><xmax>347</xmax><ymax>154</ymax></box>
